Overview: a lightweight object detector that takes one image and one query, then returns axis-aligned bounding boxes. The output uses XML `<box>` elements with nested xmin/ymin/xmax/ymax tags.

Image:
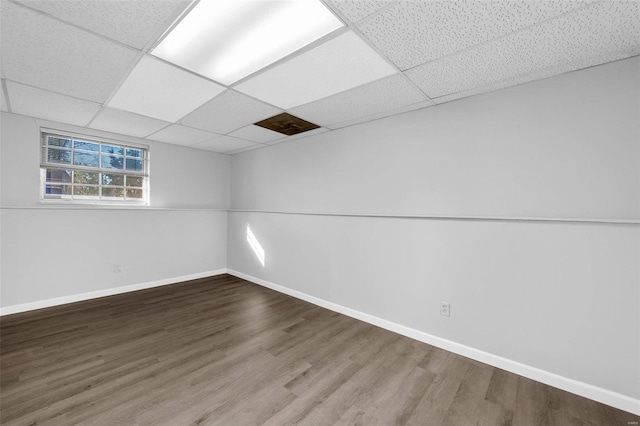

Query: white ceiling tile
<box><xmin>191</xmin><ymin>136</ymin><xmax>261</xmax><ymax>153</ymax></box>
<box><xmin>181</xmin><ymin>90</ymin><xmax>282</xmax><ymax>134</ymax></box>
<box><xmin>328</xmin><ymin>99</ymin><xmax>435</xmax><ymax>129</ymax></box>
<box><xmin>358</xmin><ymin>0</ymin><xmax>595</xmax><ymax>70</ymax></box>
<box><xmin>325</xmin><ymin>0</ymin><xmax>394</xmax><ymax>23</ymax></box>
<box><xmin>225</xmin><ymin>144</ymin><xmax>267</xmax><ymax>155</ymax></box>
<box><xmin>290</xmin><ymin>74</ymin><xmax>429</xmax><ymax>127</ymax></box>
<box><xmin>265</xmin><ymin>127</ymin><xmax>330</xmax><ymax>145</ymax></box>
<box><xmin>5</xmin><ymin>81</ymin><xmax>101</xmax><ymax>126</ymax></box>
<box><xmin>235</xmin><ymin>31</ymin><xmax>397</xmax><ymax>109</ymax></box>
<box><xmin>229</xmin><ymin>125</ymin><xmax>285</xmax><ymax>143</ymax></box>
<box><xmin>1</xmin><ymin>1</ymin><xmax>138</xmax><ymax>103</ymax></box>
<box><xmin>16</xmin><ymin>0</ymin><xmax>190</xmax><ymax>50</ymax></box>
<box><xmin>89</xmin><ymin>108</ymin><xmax>170</xmax><ymax>138</ymax></box>
<box><xmin>405</xmin><ymin>1</ymin><xmax>640</xmax><ymax>98</ymax></box>
<box><xmin>147</xmin><ymin>124</ymin><xmax>221</xmax><ymax>146</ymax></box>
<box><xmin>432</xmin><ymin>49</ymin><xmax>640</xmax><ymax>105</ymax></box>
<box><xmin>108</xmin><ymin>56</ymin><xmax>226</xmax><ymax>122</ymax></box>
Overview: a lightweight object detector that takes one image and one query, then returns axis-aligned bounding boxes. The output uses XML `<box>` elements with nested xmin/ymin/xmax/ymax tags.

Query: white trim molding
<box><xmin>0</xmin><ymin>269</ymin><xmax>227</xmax><ymax>316</ymax></box>
<box><xmin>226</xmin><ymin>269</ymin><xmax>640</xmax><ymax>416</ymax></box>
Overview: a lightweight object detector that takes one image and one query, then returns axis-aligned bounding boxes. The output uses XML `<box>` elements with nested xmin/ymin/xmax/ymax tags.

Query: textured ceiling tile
<box><xmin>325</xmin><ymin>0</ymin><xmax>394</xmax><ymax>23</ymax></box>
<box><xmin>108</xmin><ymin>56</ymin><xmax>225</xmax><ymax>122</ymax></box>
<box><xmin>235</xmin><ymin>31</ymin><xmax>397</xmax><ymax>109</ymax></box>
<box><xmin>359</xmin><ymin>0</ymin><xmax>595</xmax><ymax>70</ymax></box>
<box><xmin>229</xmin><ymin>125</ymin><xmax>285</xmax><ymax>143</ymax></box>
<box><xmin>432</xmin><ymin>48</ymin><xmax>640</xmax><ymax>105</ymax></box>
<box><xmin>191</xmin><ymin>136</ymin><xmax>261</xmax><ymax>153</ymax></box>
<box><xmin>265</xmin><ymin>127</ymin><xmax>330</xmax><ymax>145</ymax></box>
<box><xmin>405</xmin><ymin>1</ymin><xmax>640</xmax><ymax>98</ymax></box>
<box><xmin>1</xmin><ymin>1</ymin><xmax>138</xmax><ymax>103</ymax></box>
<box><xmin>225</xmin><ymin>144</ymin><xmax>267</xmax><ymax>156</ymax></box>
<box><xmin>16</xmin><ymin>0</ymin><xmax>190</xmax><ymax>50</ymax></box>
<box><xmin>146</xmin><ymin>124</ymin><xmax>221</xmax><ymax>146</ymax></box>
<box><xmin>181</xmin><ymin>90</ymin><xmax>282</xmax><ymax>134</ymax></box>
<box><xmin>328</xmin><ymin>99</ymin><xmax>435</xmax><ymax>129</ymax></box>
<box><xmin>5</xmin><ymin>81</ymin><xmax>101</xmax><ymax>126</ymax></box>
<box><xmin>290</xmin><ymin>74</ymin><xmax>429</xmax><ymax>127</ymax></box>
<box><xmin>89</xmin><ymin>108</ymin><xmax>170</xmax><ymax>138</ymax></box>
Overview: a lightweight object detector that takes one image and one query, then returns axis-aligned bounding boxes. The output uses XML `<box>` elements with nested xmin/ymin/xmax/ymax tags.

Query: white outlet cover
<box><xmin>440</xmin><ymin>301</ymin><xmax>450</xmax><ymax>317</ymax></box>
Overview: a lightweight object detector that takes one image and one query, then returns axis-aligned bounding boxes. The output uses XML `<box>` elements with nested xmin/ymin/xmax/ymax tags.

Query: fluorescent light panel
<box><xmin>151</xmin><ymin>0</ymin><xmax>344</xmax><ymax>85</ymax></box>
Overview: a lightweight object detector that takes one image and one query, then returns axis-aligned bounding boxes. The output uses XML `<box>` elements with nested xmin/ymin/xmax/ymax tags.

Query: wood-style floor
<box><xmin>1</xmin><ymin>274</ymin><xmax>637</xmax><ymax>425</ymax></box>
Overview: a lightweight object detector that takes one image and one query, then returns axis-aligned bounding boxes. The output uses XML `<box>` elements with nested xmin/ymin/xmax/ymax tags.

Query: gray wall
<box><xmin>228</xmin><ymin>57</ymin><xmax>640</xmax><ymax>399</ymax></box>
<box><xmin>0</xmin><ymin>112</ymin><xmax>230</xmax><ymax>307</ymax></box>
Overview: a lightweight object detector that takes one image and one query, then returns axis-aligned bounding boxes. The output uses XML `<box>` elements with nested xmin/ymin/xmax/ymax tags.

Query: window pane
<box><xmin>126</xmin><ymin>176</ymin><xmax>143</xmax><ymax>187</ymax></box>
<box><xmin>101</xmin><ymin>155</ymin><xmax>124</xmax><ymax>169</ymax></box>
<box><xmin>45</xmin><ymin>168</ymin><xmax>72</xmax><ymax>183</ymax></box>
<box><xmin>125</xmin><ymin>158</ymin><xmax>143</xmax><ymax>172</ymax></box>
<box><xmin>102</xmin><ymin>173</ymin><xmax>125</xmax><ymax>186</ymax></box>
<box><xmin>73</xmin><ymin>171</ymin><xmax>99</xmax><ymax>185</ymax></box>
<box><xmin>101</xmin><ymin>144</ymin><xmax>124</xmax><ymax>155</ymax></box>
<box><xmin>102</xmin><ymin>187</ymin><xmax>124</xmax><ymax>198</ymax></box>
<box><xmin>73</xmin><ymin>151</ymin><xmax>99</xmax><ymax>167</ymax></box>
<box><xmin>45</xmin><ymin>184</ymin><xmax>72</xmax><ymax>198</ymax></box>
<box><xmin>73</xmin><ymin>185</ymin><xmax>99</xmax><ymax>196</ymax></box>
<box><xmin>126</xmin><ymin>148</ymin><xmax>143</xmax><ymax>158</ymax></box>
<box><xmin>73</xmin><ymin>140</ymin><xmax>99</xmax><ymax>151</ymax></box>
<box><xmin>47</xmin><ymin>148</ymin><xmax>71</xmax><ymax>164</ymax></box>
<box><xmin>47</xmin><ymin>136</ymin><xmax>71</xmax><ymax>148</ymax></box>
<box><xmin>126</xmin><ymin>188</ymin><xmax>143</xmax><ymax>199</ymax></box>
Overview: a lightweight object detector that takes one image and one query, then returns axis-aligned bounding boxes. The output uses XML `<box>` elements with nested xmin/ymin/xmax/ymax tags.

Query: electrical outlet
<box><xmin>440</xmin><ymin>301</ymin><xmax>450</xmax><ymax>317</ymax></box>
<box><xmin>113</xmin><ymin>264</ymin><xmax>121</xmax><ymax>273</ymax></box>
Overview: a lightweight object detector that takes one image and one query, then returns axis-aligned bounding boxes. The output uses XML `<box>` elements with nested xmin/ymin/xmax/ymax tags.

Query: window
<box><xmin>40</xmin><ymin>131</ymin><xmax>149</xmax><ymax>204</ymax></box>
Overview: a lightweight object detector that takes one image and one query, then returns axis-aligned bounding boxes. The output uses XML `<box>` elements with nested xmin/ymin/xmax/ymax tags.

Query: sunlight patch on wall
<box><xmin>247</xmin><ymin>225</ymin><xmax>265</xmax><ymax>267</ymax></box>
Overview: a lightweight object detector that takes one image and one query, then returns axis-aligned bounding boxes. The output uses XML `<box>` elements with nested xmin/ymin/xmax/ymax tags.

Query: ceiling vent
<box><xmin>254</xmin><ymin>113</ymin><xmax>320</xmax><ymax>136</ymax></box>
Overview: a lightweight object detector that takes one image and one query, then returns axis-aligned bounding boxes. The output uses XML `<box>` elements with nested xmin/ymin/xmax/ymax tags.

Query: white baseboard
<box><xmin>0</xmin><ymin>269</ymin><xmax>228</xmax><ymax>316</ymax></box>
<box><xmin>226</xmin><ymin>269</ymin><xmax>640</xmax><ymax>416</ymax></box>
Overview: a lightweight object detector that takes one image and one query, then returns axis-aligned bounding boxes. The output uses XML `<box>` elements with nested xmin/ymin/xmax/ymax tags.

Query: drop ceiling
<box><xmin>1</xmin><ymin>0</ymin><xmax>638</xmax><ymax>155</ymax></box>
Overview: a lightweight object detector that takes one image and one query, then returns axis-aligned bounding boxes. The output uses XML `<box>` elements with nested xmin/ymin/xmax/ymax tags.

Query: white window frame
<box><xmin>39</xmin><ymin>129</ymin><xmax>150</xmax><ymax>205</ymax></box>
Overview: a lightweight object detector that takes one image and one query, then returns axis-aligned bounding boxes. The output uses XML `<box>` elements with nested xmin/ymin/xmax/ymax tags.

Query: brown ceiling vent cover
<box><xmin>254</xmin><ymin>113</ymin><xmax>320</xmax><ymax>136</ymax></box>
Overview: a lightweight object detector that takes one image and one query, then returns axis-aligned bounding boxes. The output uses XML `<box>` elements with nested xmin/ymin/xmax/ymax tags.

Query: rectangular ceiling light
<box><xmin>151</xmin><ymin>0</ymin><xmax>344</xmax><ymax>86</ymax></box>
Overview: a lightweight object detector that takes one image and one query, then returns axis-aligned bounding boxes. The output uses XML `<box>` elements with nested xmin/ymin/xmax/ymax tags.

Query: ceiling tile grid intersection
<box><xmin>235</xmin><ymin>30</ymin><xmax>398</xmax><ymax>109</ymax></box>
<box><xmin>191</xmin><ymin>135</ymin><xmax>262</xmax><ymax>153</ymax></box>
<box><xmin>404</xmin><ymin>1</ymin><xmax>640</xmax><ymax>99</ymax></box>
<box><xmin>289</xmin><ymin>73</ymin><xmax>430</xmax><ymax>127</ymax></box>
<box><xmin>356</xmin><ymin>0</ymin><xmax>597</xmax><ymax>71</ymax></box>
<box><xmin>326</xmin><ymin>0</ymin><xmax>395</xmax><ymax>23</ymax></box>
<box><xmin>228</xmin><ymin>125</ymin><xmax>286</xmax><ymax>144</ymax></box>
<box><xmin>1</xmin><ymin>0</ymin><xmax>139</xmax><ymax>103</ymax></box>
<box><xmin>432</xmin><ymin>47</ymin><xmax>640</xmax><ymax>105</ymax></box>
<box><xmin>107</xmin><ymin>55</ymin><xmax>226</xmax><ymax>122</ymax></box>
<box><xmin>15</xmin><ymin>0</ymin><xmax>190</xmax><ymax>50</ymax></box>
<box><xmin>181</xmin><ymin>89</ymin><xmax>283</xmax><ymax>135</ymax></box>
<box><xmin>88</xmin><ymin>107</ymin><xmax>171</xmax><ymax>138</ymax></box>
<box><xmin>5</xmin><ymin>80</ymin><xmax>101</xmax><ymax>126</ymax></box>
<box><xmin>146</xmin><ymin>124</ymin><xmax>221</xmax><ymax>147</ymax></box>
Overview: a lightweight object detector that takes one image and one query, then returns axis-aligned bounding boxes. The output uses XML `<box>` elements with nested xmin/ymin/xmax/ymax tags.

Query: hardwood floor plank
<box><xmin>2</xmin><ymin>274</ymin><xmax>638</xmax><ymax>425</ymax></box>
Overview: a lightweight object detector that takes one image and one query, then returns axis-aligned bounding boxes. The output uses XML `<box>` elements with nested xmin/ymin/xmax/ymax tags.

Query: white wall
<box><xmin>0</xmin><ymin>112</ymin><xmax>230</xmax><ymax>308</ymax></box>
<box><xmin>228</xmin><ymin>57</ymin><xmax>640</xmax><ymax>403</ymax></box>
